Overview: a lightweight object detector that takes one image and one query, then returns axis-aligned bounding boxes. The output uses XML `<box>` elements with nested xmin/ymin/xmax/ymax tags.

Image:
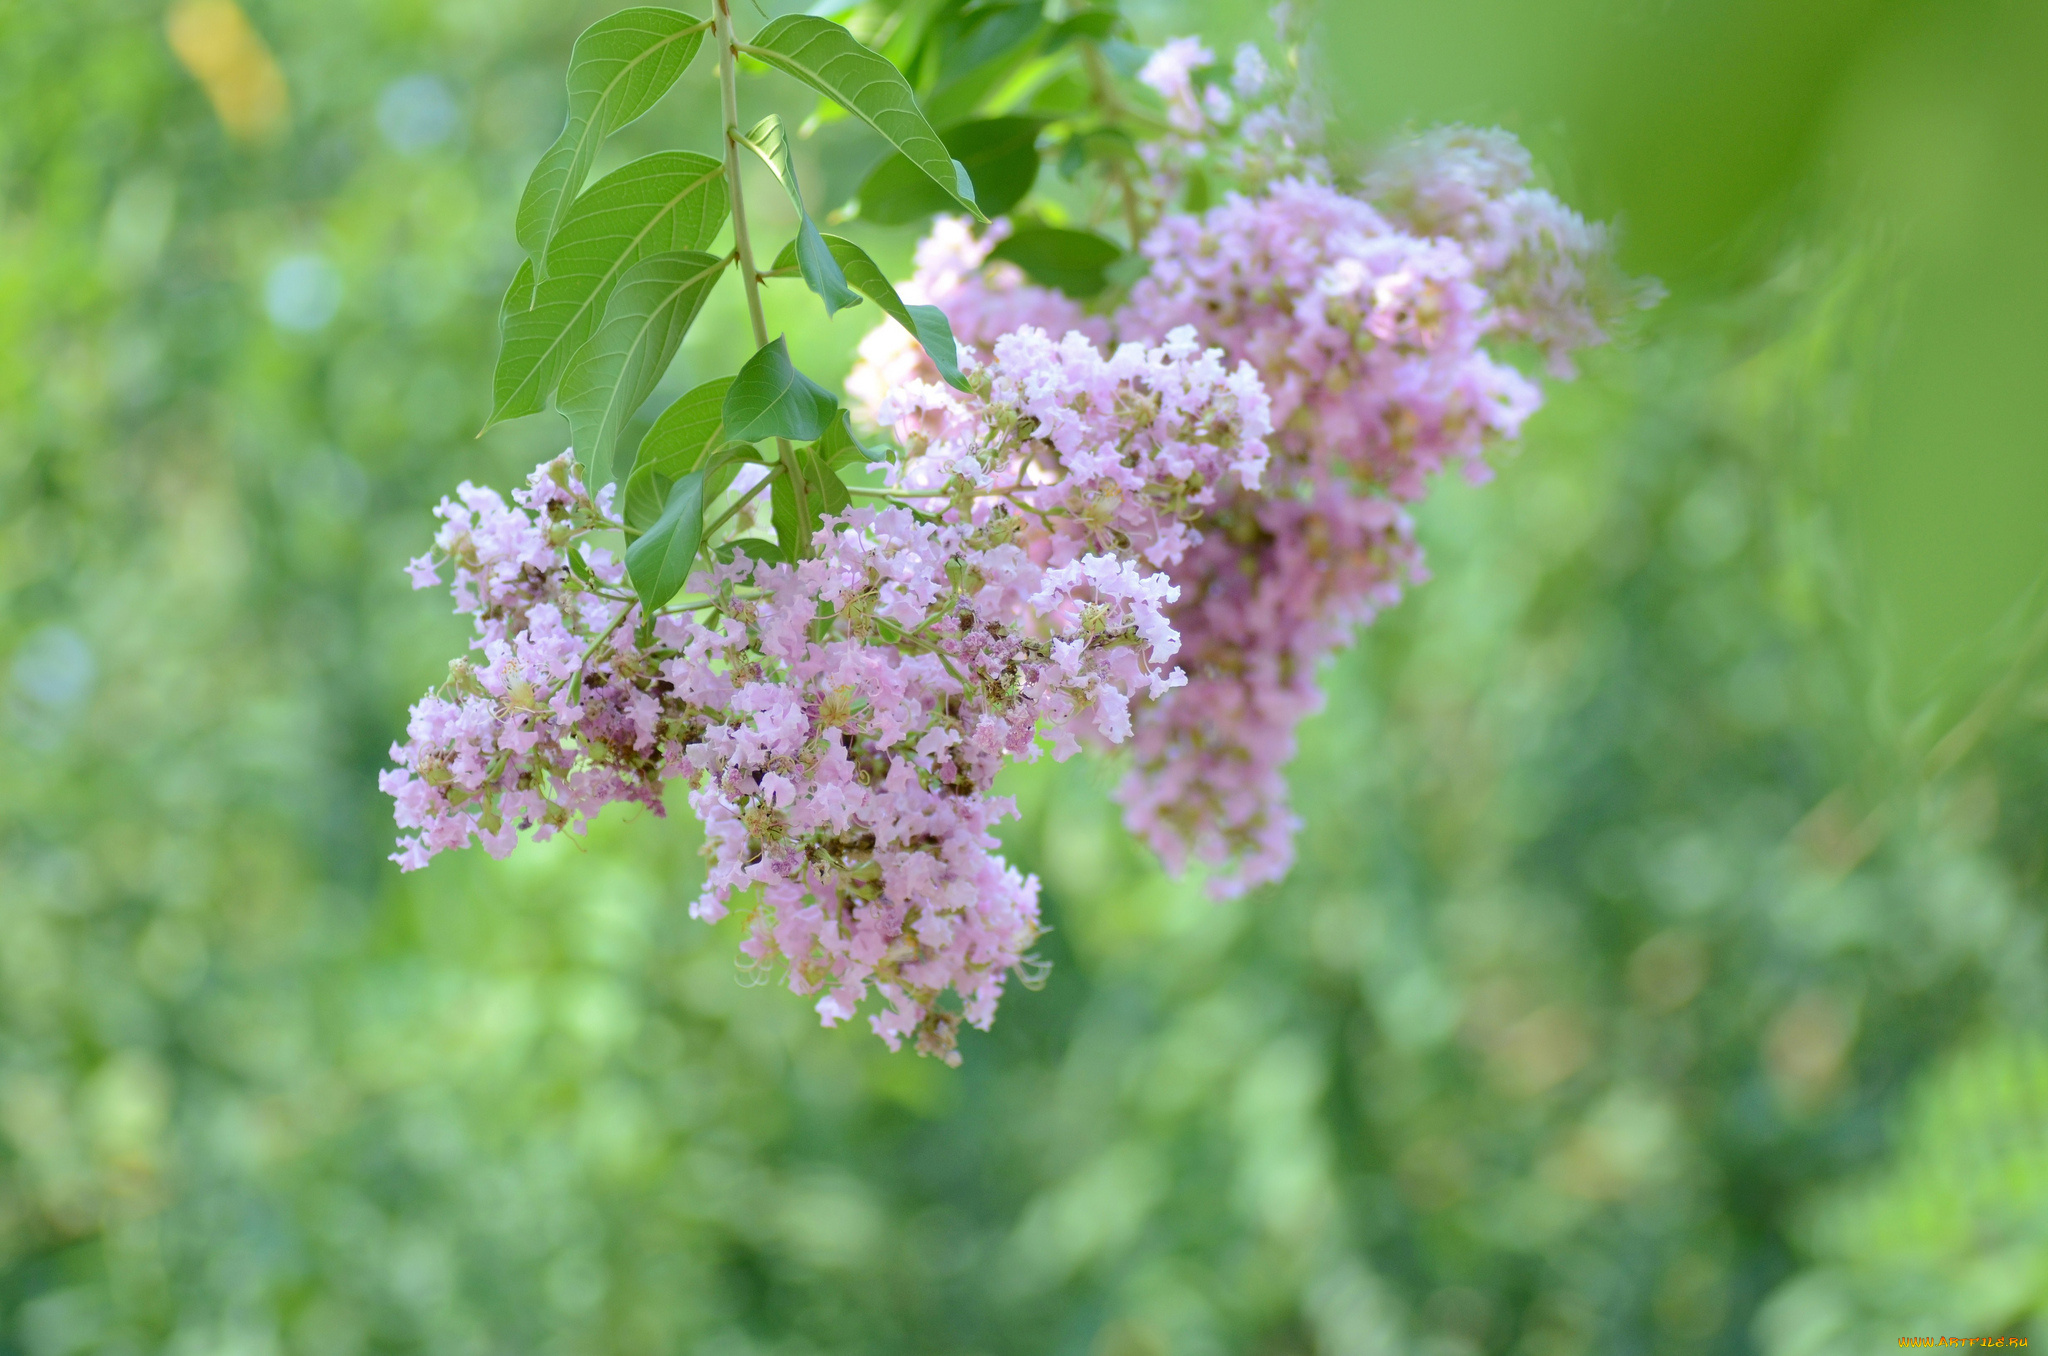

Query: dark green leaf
<box><xmin>771</xmin><ymin>442</ymin><xmax>852</xmax><ymax>559</ymax></box>
<box><xmin>860</xmin><ymin>116</ymin><xmax>1042</xmax><ymax>224</ymax></box>
<box><xmin>1182</xmin><ymin>165</ymin><xmax>1211</xmax><ymax>214</ymax></box>
<box><xmin>818</xmin><ymin>408</ymin><xmax>873</xmax><ymax>469</ymax></box>
<box><xmin>558</xmin><ymin>250</ymin><xmax>728</xmax><ymax>486</ymax></box>
<box><xmin>902</xmin><ymin>304</ymin><xmax>967</xmax><ymax>389</ymax></box>
<box><xmin>516</xmin><ymin>9</ymin><xmax>706</xmax><ymax>273</ymax></box>
<box><xmin>635</xmin><ymin>376</ymin><xmax>734</xmax><ymax>479</ymax></box>
<box><xmin>770</xmin><ymin>233</ymin><xmax>968</xmax><ymax>390</ymax></box>
<box><xmin>937</xmin><ymin>1</ymin><xmax>1041</xmax><ymax>81</ymax></box>
<box><xmin>1056</xmin><ymin>126</ymin><xmax>1136</xmax><ymax>182</ymax></box>
<box><xmin>742</xmin><ymin>15</ymin><xmax>985</xmax><ymax>220</ymax></box>
<box><xmin>723</xmin><ymin>336</ymin><xmax>840</xmax><ymax>444</ymax></box>
<box><xmin>622</xmin><ymin>463</ymin><xmax>672</xmax><ymax>540</ymax></box>
<box><xmin>491</xmin><ymin>152</ymin><xmax>728</xmax><ymax>425</ymax></box>
<box><xmin>629</xmin><ymin>441</ymin><xmax>766</xmax><ymax>543</ymax></box>
<box><xmin>635</xmin><ymin>379</ymin><xmax>771</xmax><ymax>528</ymax></box>
<box><xmin>988</xmin><ymin>225</ymin><xmax>1122</xmax><ymax>297</ymax></box>
<box><xmin>1043</xmin><ymin>9</ymin><xmax>1126</xmax><ymax>51</ymax></box>
<box><xmin>739</xmin><ymin>114</ymin><xmax>860</xmax><ymax>317</ymax></box>
<box><xmin>624</xmin><ymin>470</ymin><xmax>706</xmax><ymax>612</ymax></box>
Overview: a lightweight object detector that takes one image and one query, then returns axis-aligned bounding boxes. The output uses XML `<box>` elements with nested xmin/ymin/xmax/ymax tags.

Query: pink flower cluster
<box><xmin>873</xmin><ymin>324</ymin><xmax>1272</xmax><ymax>574</ymax></box>
<box><xmin>391</xmin><ymin>21</ymin><xmax>1647</xmax><ymax>1054</ymax></box>
<box><xmin>1111</xmin><ymin>177</ymin><xmax>1559</xmax><ymax>891</ymax></box>
<box><xmin>846</xmin><ymin>117</ymin><xmax>1638</xmax><ymax>897</ymax></box>
<box><xmin>381</xmin><ymin>460</ymin><xmax>674</xmax><ymax>871</ymax></box>
<box><xmin>387</xmin><ymin>330</ymin><xmax>1270</xmax><ymax>1060</ymax></box>
<box><xmin>678</xmin><ymin>501</ymin><xmax>1183</xmax><ymax>1063</ymax></box>
<box><xmin>1363</xmin><ymin>125</ymin><xmax>1657</xmax><ymax>375</ymax></box>
<box><xmin>1133</xmin><ymin>24</ymin><xmax>1330</xmax><ymax>203</ymax></box>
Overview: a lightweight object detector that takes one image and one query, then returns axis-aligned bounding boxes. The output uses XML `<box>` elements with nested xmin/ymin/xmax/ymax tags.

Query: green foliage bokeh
<box><xmin>2</xmin><ymin>0</ymin><xmax>2046</xmax><ymax>1353</ymax></box>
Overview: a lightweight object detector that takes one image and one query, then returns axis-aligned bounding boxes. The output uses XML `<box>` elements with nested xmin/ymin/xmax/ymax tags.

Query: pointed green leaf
<box><xmin>723</xmin><ymin>336</ymin><xmax>840</xmax><ymax>444</ymax></box>
<box><xmin>1043</xmin><ymin>10</ymin><xmax>1126</xmax><ymax>51</ymax></box>
<box><xmin>859</xmin><ymin>115</ymin><xmax>1044</xmax><ymax>225</ymax></box>
<box><xmin>770</xmin><ymin>474</ymin><xmax>805</xmax><ymax>560</ymax></box>
<box><xmin>634</xmin><ymin>374</ymin><xmax>768</xmax><ymax>540</ymax></box>
<box><xmin>901</xmin><ymin>304</ymin><xmax>968</xmax><ymax>389</ymax></box>
<box><xmin>559</xmin><ymin>250</ymin><xmax>728</xmax><ymax>486</ymax></box>
<box><xmin>491</xmin><ymin>151</ymin><xmax>728</xmax><ymax>426</ymax></box>
<box><xmin>635</xmin><ymin>376</ymin><xmax>734</xmax><ymax>479</ymax></box>
<box><xmin>516</xmin><ymin>8</ymin><xmax>706</xmax><ymax>273</ymax></box>
<box><xmin>741</xmin><ymin>15</ymin><xmax>985</xmax><ymax>221</ymax></box>
<box><xmin>818</xmin><ymin>408</ymin><xmax>873</xmax><ymax>470</ymax></box>
<box><xmin>500</xmin><ymin>257</ymin><xmax>537</xmax><ymax>322</ymax></box>
<box><xmin>623</xmin><ymin>463</ymin><xmax>674</xmax><ymax>540</ymax></box>
<box><xmin>806</xmin><ymin>447</ymin><xmax>852</xmax><ymax>521</ymax></box>
<box><xmin>770</xmin><ymin>442</ymin><xmax>851</xmax><ymax>559</ymax></box>
<box><xmin>716</xmin><ymin>537</ymin><xmax>787</xmax><ymax>567</ymax></box>
<box><xmin>625</xmin><ymin>469</ymin><xmax>706</xmax><ymax>612</ymax></box>
<box><xmin>626</xmin><ymin>436</ymin><xmax>765</xmax><ymax>541</ymax></box>
<box><xmin>740</xmin><ymin>114</ymin><xmax>861</xmax><ymax>317</ymax></box>
<box><xmin>770</xmin><ymin>233</ymin><xmax>968</xmax><ymax>391</ymax></box>
<box><xmin>987</xmin><ymin>225</ymin><xmax>1121</xmax><ymax>298</ymax></box>
<box><xmin>935</xmin><ymin>1</ymin><xmax>1041</xmax><ymax>83</ymax></box>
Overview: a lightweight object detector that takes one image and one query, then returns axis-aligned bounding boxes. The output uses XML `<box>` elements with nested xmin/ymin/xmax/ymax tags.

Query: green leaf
<box><xmin>742</xmin><ymin>15</ymin><xmax>985</xmax><ymax>221</ymax></box>
<box><xmin>626</xmin><ymin>429</ymin><xmax>766</xmax><ymax>541</ymax></box>
<box><xmin>723</xmin><ymin>336</ymin><xmax>840</xmax><ymax>444</ymax></box>
<box><xmin>818</xmin><ymin>408</ymin><xmax>874</xmax><ymax>469</ymax></box>
<box><xmin>1098</xmin><ymin>36</ymin><xmax>1148</xmax><ymax>78</ymax></box>
<box><xmin>1043</xmin><ymin>10</ymin><xmax>1126</xmax><ymax>51</ymax></box>
<box><xmin>715</xmin><ymin>537</ymin><xmax>786</xmax><ymax>566</ymax></box>
<box><xmin>739</xmin><ymin>114</ymin><xmax>861</xmax><ymax>317</ymax></box>
<box><xmin>491</xmin><ymin>152</ymin><xmax>728</xmax><ymax>426</ymax></box>
<box><xmin>771</xmin><ymin>442</ymin><xmax>852</xmax><ymax>559</ymax></box>
<box><xmin>988</xmin><ymin>225</ymin><xmax>1122</xmax><ymax>298</ymax></box>
<box><xmin>900</xmin><ymin>304</ymin><xmax>968</xmax><ymax>389</ymax></box>
<box><xmin>624</xmin><ymin>469</ymin><xmax>706</xmax><ymax>612</ymax></box>
<box><xmin>516</xmin><ymin>9</ymin><xmax>706</xmax><ymax>274</ymax></box>
<box><xmin>770</xmin><ymin>233</ymin><xmax>968</xmax><ymax>391</ymax></box>
<box><xmin>635</xmin><ymin>376</ymin><xmax>734</xmax><ymax>479</ymax></box>
<box><xmin>935</xmin><ymin>1</ymin><xmax>1041</xmax><ymax>82</ymax></box>
<box><xmin>498</xmin><ymin>258</ymin><xmax>538</xmax><ymax>338</ymax></box>
<box><xmin>558</xmin><ymin>250</ymin><xmax>728</xmax><ymax>486</ymax></box>
<box><xmin>860</xmin><ymin>116</ymin><xmax>1042</xmax><ymax>224</ymax></box>
<box><xmin>1056</xmin><ymin>126</ymin><xmax>1136</xmax><ymax>182</ymax></box>
<box><xmin>622</xmin><ymin>463</ymin><xmax>674</xmax><ymax>539</ymax></box>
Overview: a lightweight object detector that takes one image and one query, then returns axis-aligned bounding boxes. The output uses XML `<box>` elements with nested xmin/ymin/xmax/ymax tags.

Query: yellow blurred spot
<box><xmin>166</xmin><ymin>0</ymin><xmax>289</xmax><ymax>142</ymax></box>
<box><xmin>1765</xmin><ymin>991</ymin><xmax>1858</xmax><ymax>1112</ymax></box>
<box><xmin>1627</xmin><ymin>930</ymin><xmax>1709</xmax><ymax>1012</ymax></box>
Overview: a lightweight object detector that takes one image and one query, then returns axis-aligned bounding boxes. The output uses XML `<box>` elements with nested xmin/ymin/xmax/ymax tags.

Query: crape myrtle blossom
<box><xmin>848</xmin><ymin>98</ymin><xmax>1636</xmax><ymax>896</ymax></box>
<box><xmin>1115</xmin><ymin>161</ymin><xmax>1620</xmax><ymax>892</ymax></box>
<box><xmin>870</xmin><ymin>324</ymin><xmax>1273</xmax><ymax>580</ymax></box>
<box><xmin>1138</xmin><ymin>37</ymin><xmax>1214</xmax><ymax>134</ymax></box>
<box><xmin>391</xmin><ymin>12</ymin><xmax>1646</xmax><ymax>1055</ymax></box>
<box><xmin>1363</xmin><ymin>125</ymin><xmax>1663</xmax><ymax>375</ymax></box>
<box><xmin>1133</xmin><ymin>22</ymin><xmax>1329</xmax><ymax>202</ymax></box>
<box><xmin>1106</xmin><ymin>179</ymin><xmax>1521</xmax><ymax>889</ymax></box>
<box><xmin>386</xmin><ymin>325</ymin><xmax>1271</xmax><ymax>1061</ymax></box>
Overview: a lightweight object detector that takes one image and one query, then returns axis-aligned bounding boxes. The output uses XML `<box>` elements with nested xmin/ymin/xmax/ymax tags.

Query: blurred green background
<box><xmin>4</xmin><ymin>0</ymin><xmax>2047</xmax><ymax>1352</ymax></box>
